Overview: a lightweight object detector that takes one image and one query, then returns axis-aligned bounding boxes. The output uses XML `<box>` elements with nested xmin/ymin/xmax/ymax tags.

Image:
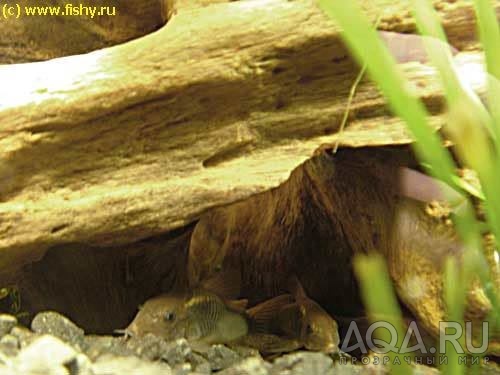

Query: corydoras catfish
<box><xmin>245</xmin><ymin>277</ymin><xmax>339</xmax><ymax>354</ymax></box>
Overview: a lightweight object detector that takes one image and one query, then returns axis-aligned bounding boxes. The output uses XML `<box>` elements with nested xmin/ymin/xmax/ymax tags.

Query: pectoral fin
<box><xmin>200</xmin><ymin>268</ymin><xmax>242</xmax><ymax>300</ymax></box>
<box><xmin>226</xmin><ymin>298</ymin><xmax>249</xmax><ymax>313</ymax></box>
<box><xmin>242</xmin><ymin>333</ymin><xmax>302</xmax><ymax>354</ymax></box>
<box><xmin>246</xmin><ymin>294</ymin><xmax>294</xmax><ymax>333</ymax></box>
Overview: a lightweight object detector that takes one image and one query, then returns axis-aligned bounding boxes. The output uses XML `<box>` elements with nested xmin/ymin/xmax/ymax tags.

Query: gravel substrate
<box><xmin>0</xmin><ymin>311</ymin><xmax>490</xmax><ymax>375</ymax></box>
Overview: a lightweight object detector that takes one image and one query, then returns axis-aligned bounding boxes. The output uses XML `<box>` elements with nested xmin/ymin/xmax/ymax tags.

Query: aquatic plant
<box><xmin>318</xmin><ymin>0</ymin><xmax>500</xmax><ymax>373</ymax></box>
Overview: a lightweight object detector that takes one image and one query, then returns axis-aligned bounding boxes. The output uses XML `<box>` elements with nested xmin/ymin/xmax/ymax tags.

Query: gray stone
<box><xmin>330</xmin><ymin>361</ymin><xmax>366</xmax><ymax>375</ymax></box>
<box><xmin>0</xmin><ymin>315</ymin><xmax>17</xmax><ymax>338</ymax></box>
<box><xmin>124</xmin><ymin>333</ymin><xmax>172</xmax><ymax>362</ymax></box>
<box><xmin>92</xmin><ymin>354</ymin><xmax>172</xmax><ymax>375</ymax></box>
<box><xmin>473</xmin><ymin>362</ymin><xmax>500</xmax><ymax>375</ymax></box>
<box><xmin>159</xmin><ymin>338</ymin><xmax>192</xmax><ymax>366</ymax></box>
<box><xmin>0</xmin><ymin>364</ymin><xmax>13</xmax><ymax>375</ymax></box>
<box><xmin>31</xmin><ymin>311</ymin><xmax>86</xmax><ymax>351</ymax></box>
<box><xmin>84</xmin><ymin>334</ymin><xmax>133</xmax><ymax>361</ymax></box>
<box><xmin>271</xmin><ymin>352</ymin><xmax>335</xmax><ymax>375</ymax></box>
<box><xmin>0</xmin><ymin>349</ymin><xmax>12</xmax><ymax>366</ymax></box>
<box><xmin>206</xmin><ymin>344</ymin><xmax>241</xmax><ymax>371</ymax></box>
<box><xmin>172</xmin><ymin>362</ymin><xmax>192</xmax><ymax>375</ymax></box>
<box><xmin>0</xmin><ymin>334</ymin><xmax>19</xmax><ymax>357</ymax></box>
<box><xmin>218</xmin><ymin>357</ymin><xmax>271</xmax><ymax>375</ymax></box>
<box><xmin>12</xmin><ymin>335</ymin><xmax>81</xmax><ymax>375</ymax></box>
<box><xmin>9</xmin><ymin>326</ymin><xmax>37</xmax><ymax>348</ymax></box>
<box><xmin>330</xmin><ymin>350</ymin><xmax>353</xmax><ymax>363</ymax></box>
<box><xmin>187</xmin><ymin>352</ymin><xmax>211</xmax><ymax>374</ymax></box>
<box><xmin>230</xmin><ymin>344</ymin><xmax>261</xmax><ymax>359</ymax></box>
<box><xmin>159</xmin><ymin>340</ymin><xmax>211</xmax><ymax>373</ymax></box>
<box><xmin>413</xmin><ymin>365</ymin><xmax>440</xmax><ymax>375</ymax></box>
<box><xmin>64</xmin><ymin>353</ymin><xmax>95</xmax><ymax>375</ymax></box>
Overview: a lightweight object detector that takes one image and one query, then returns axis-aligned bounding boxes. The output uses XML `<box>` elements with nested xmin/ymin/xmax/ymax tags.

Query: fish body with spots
<box><xmin>125</xmin><ymin>277</ymin><xmax>339</xmax><ymax>355</ymax></box>
<box><xmin>125</xmin><ymin>289</ymin><xmax>248</xmax><ymax>347</ymax></box>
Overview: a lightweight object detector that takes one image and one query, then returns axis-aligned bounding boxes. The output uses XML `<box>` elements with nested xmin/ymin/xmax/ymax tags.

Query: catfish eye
<box><xmin>306</xmin><ymin>324</ymin><xmax>314</xmax><ymax>335</ymax></box>
<box><xmin>163</xmin><ymin>311</ymin><xmax>176</xmax><ymax>322</ymax></box>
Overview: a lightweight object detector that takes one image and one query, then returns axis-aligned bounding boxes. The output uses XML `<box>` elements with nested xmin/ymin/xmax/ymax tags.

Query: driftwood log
<box><xmin>0</xmin><ymin>0</ymin><xmax>495</xmax><ymax>282</ymax></box>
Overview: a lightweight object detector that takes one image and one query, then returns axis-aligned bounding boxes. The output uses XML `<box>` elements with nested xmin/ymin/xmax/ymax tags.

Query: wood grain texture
<box><xmin>0</xmin><ymin>0</ymin><xmax>172</xmax><ymax>63</ymax></box>
<box><xmin>0</xmin><ymin>0</ymin><xmax>493</xmax><ymax>279</ymax></box>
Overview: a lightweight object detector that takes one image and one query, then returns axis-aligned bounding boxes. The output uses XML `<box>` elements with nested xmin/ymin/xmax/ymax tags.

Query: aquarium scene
<box><xmin>0</xmin><ymin>0</ymin><xmax>499</xmax><ymax>374</ymax></box>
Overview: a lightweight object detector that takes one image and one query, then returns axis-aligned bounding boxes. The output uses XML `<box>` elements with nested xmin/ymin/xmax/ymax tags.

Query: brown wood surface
<box><xmin>0</xmin><ymin>0</ymin><xmax>494</xmax><ymax>279</ymax></box>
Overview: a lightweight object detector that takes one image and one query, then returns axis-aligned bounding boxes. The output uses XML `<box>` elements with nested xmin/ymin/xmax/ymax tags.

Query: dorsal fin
<box><xmin>200</xmin><ymin>268</ymin><xmax>242</xmax><ymax>300</ymax></box>
<box><xmin>225</xmin><ymin>299</ymin><xmax>248</xmax><ymax>314</ymax></box>
<box><xmin>246</xmin><ymin>294</ymin><xmax>294</xmax><ymax>333</ymax></box>
<box><xmin>165</xmin><ymin>262</ymin><xmax>190</xmax><ymax>295</ymax></box>
<box><xmin>287</xmin><ymin>275</ymin><xmax>308</xmax><ymax>301</ymax></box>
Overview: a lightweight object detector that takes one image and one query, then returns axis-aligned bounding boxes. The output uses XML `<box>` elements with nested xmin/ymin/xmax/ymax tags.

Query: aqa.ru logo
<box><xmin>339</xmin><ymin>320</ymin><xmax>489</xmax><ymax>357</ymax></box>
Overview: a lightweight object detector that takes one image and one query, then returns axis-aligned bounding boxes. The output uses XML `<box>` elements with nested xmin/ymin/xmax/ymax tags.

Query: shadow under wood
<box><xmin>15</xmin><ymin>223</ymin><xmax>194</xmax><ymax>334</ymax></box>
<box><xmin>189</xmin><ymin>145</ymin><xmax>420</xmax><ymax>316</ymax></box>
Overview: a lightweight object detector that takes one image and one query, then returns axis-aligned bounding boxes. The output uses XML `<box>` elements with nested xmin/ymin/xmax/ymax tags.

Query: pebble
<box><xmin>0</xmin><ymin>315</ymin><xmax>17</xmax><ymax>338</ymax></box>
<box><xmin>206</xmin><ymin>344</ymin><xmax>241</xmax><ymax>371</ymax></box>
<box><xmin>65</xmin><ymin>353</ymin><xmax>94</xmax><ymax>375</ymax></box>
<box><xmin>0</xmin><ymin>334</ymin><xmax>19</xmax><ymax>357</ymax></box>
<box><xmin>271</xmin><ymin>352</ymin><xmax>334</xmax><ymax>375</ymax></box>
<box><xmin>0</xmin><ymin>310</ymin><xmax>454</xmax><ymax>375</ymax></box>
<box><xmin>172</xmin><ymin>362</ymin><xmax>192</xmax><ymax>375</ymax></box>
<box><xmin>218</xmin><ymin>357</ymin><xmax>270</xmax><ymax>375</ymax></box>
<box><xmin>160</xmin><ymin>338</ymin><xmax>192</xmax><ymax>365</ymax></box>
<box><xmin>9</xmin><ymin>326</ymin><xmax>36</xmax><ymax>348</ymax></box>
<box><xmin>93</xmin><ymin>354</ymin><xmax>172</xmax><ymax>375</ymax></box>
<box><xmin>11</xmin><ymin>335</ymin><xmax>83</xmax><ymax>375</ymax></box>
<box><xmin>31</xmin><ymin>311</ymin><xmax>86</xmax><ymax>351</ymax></box>
<box><xmin>188</xmin><ymin>352</ymin><xmax>211</xmax><ymax>374</ymax></box>
<box><xmin>84</xmin><ymin>334</ymin><xmax>133</xmax><ymax>360</ymax></box>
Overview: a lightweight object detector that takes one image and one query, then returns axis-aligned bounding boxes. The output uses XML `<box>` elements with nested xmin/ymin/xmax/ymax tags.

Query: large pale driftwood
<box><xmin>0</xmin><ymin>0</ymin><xmax>493</xmax><ymax>279</ymax></box>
